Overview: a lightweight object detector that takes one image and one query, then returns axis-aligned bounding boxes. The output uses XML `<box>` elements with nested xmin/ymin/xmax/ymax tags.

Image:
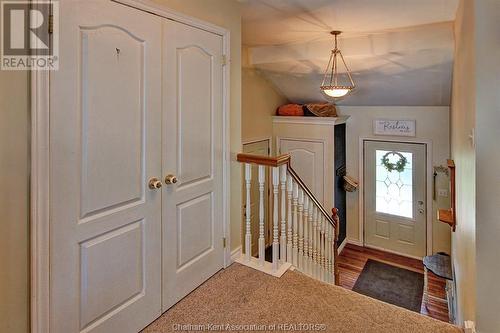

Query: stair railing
<box><xmin>237</xmin><ymin>153</ymin><xmax>340</xmax><ymax>285</ymax></box>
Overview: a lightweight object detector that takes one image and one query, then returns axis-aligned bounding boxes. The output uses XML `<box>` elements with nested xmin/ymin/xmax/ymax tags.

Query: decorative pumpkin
<box><xmin>277</xmin><ymin>104</ymin><xmax>304</xmax><ymax>116</ymax></box>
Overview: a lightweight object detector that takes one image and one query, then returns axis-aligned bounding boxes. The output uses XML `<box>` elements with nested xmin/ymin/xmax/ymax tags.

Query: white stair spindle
<box><xmin>320</xmin><ymin>215</ymin><xmax>326</xmax><ymax>282</ymax></box>
<box><xmin>312</xmin><ymin>206</ymin><xmax>318</xmax><ymax>279</ymax></box>
<box><xmin>328</xmin><ymin>223</ymin><xmax>333</xmax><ymax>283</ymax></box>
<box><xmin>318</xmin><ymin>210</ymin><xmax>323</xmax><ymax>280</ymax></box>
<box><xmin>286</xmin><ymin>175</ymin><xmax>293</xmax><ymax>263</ymax></box>
<box><xmin>303</xmin><ymin>196</ymin><xmax>309</xmax><ymax>275</ymax></box>
<box><xmin>272</xmin><ymin>167</ymin><xmax>280</xmax><ymax>271</ymax></box>
<box><xmin>245</xmin><ymin>163</ymin><xmax>252</xmax><ymax>262</ymax></box>
<box><xmin>292</xmin><ymin>183</ymin><xmax>299</xmax><ymax>267</ymax></box>
<box><xmin>307</xmin><ymin>199</ymin><xmax>314</xmax><ymax>276</ymax></box>
<box><xmin>280</xmin><ymin>165</ymin><xmax>287</xmax><ymax>264</ymax></box>
<box><xmin>331</xmin><ymin>224</ymin><xmax>336</xmax><ymax>284</ymax></box>
<box><xmin>297</xmin><ymin>189</ymin><xmax>304</xmax><ymax>270</ymax></box>
<box><xmin>258</xmin><ymin>165</ymin><xmax>265</xmax><ymax>266</ymax></box>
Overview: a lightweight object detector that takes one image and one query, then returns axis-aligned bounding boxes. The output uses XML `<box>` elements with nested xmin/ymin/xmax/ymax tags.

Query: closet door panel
<box><xmin>50</xmin><ymin>2</ymin><xmax>162</xmax><ymax>332</ymax></box>
<box><xmin>162</xmin><ymin>19</ymin><xmax>224</xmax><ymax>311</ymax></box>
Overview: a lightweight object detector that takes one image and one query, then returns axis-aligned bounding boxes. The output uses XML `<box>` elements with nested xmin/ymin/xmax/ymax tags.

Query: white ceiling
<box><xmin>241</xmin><ymin>0</ymin><xmax>459</xmax><ymax>106</ymax></box>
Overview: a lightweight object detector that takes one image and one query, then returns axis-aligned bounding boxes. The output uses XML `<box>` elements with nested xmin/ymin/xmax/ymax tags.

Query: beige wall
<box><xmin>0</xmin><ymin>71</ymin><xmax>30</xmax><ymax>332</ymax></box>
<box><xmin>151</xmin><ymin>0</ymin><xmax>243</xmax><ymax>251</ymax></box>
<box><xmin>474</xmin><ymin>0</ymin><xmax>500</xmax><ymax>331</ymax></box>
<box><xmin>337</xmin><ymin>106</ymin><xmax>451</xmax><ymax>255</ymax></box>
<box><xmin>242</xmin><ymin>46</ymin><xmax>288</xmax><ymax>144</ymax></box>
<box><xmin>450</xmin><ymin>0</ymin><xmax>477</xmax><ymax>326</ymax></box>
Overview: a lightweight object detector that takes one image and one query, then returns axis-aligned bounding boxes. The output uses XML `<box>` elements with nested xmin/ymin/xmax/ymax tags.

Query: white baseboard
<box><xmin>233</xmin><ymin>255</ymin><xmax>292</xmax><ymax>278</ymax></box>
<box><xmin>230</xmin><ymin>246</ymin><xmax>242</xmax><ymax>263</ymax></box>
<box><xmin>464</xmin><ymin>321</ymin><xmax>476</xmax><ymax>333</ymax></box>
<box><xmin>338</xmin><ymin>238</ymin><xmax>348</xmax><ymax>254</ymax></box>
<box><xmin>347</xmin><ymin>238</ymin><xmax>363</xmax><ymax>247</ymax></box>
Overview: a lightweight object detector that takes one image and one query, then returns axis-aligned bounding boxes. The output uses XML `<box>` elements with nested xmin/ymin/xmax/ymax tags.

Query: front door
<box><xmin>162</xmin><ymin>20</ymin><xmax>225</xmax><ymax>311</ymax></box>
<box><xmin>50</xmin><ymin>1</ymin><xmax>162</xmax><ymax>332</ymax></box>
<box><xmin>364</xmin><ymin>141</ymin><xmax>426</xmax><ymax>258</ymax></box>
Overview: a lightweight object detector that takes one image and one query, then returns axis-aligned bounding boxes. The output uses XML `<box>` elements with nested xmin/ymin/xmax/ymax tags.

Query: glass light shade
<box><xmin>322</xmin><ymin>87</ymin><xmax>351</xmax><ymax>98</ymax></box>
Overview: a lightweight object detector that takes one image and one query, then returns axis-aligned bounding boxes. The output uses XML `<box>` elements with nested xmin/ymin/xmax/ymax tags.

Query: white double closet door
<box><xmin>50</xmin><ymin>1</ymin><xmax>224</xmax><ymax>332</ymax></box>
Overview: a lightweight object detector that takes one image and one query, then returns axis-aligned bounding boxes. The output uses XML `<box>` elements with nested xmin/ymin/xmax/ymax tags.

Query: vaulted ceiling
<box><xmin>241</xmin><ymin>0</ymin><xmax>459</xmax><ymax>106</ymax></box>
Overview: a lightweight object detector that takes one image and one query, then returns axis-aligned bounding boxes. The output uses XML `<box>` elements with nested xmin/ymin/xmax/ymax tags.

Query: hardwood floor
<box><xmin>338</xmin><ymin>243</ymin><xmax>450</xmax><ymax>323</ymax></box>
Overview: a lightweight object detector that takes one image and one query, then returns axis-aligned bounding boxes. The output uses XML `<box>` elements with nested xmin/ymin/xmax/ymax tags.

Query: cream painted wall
<box><xmin>337</xmin><ymin>106</ymin><xmax>451</xmax><ymax>255</ymax></box>
<box><xmin>474</xmin><ymin>0</ymin><xmax>500</xmax><ymax>331</ymax></box>
<box><xmin>450</xmin><ymin>0</ymin><xmax>476</xmax><ymax>326</ymax></box>
<box><xmin>151</xmin><ymin>0</ymin><xmax>243</xmax><ymax>251</ymax></box>
<box><xmin>242</xmin><ymin>46</ymin><xmax>288</xmax><ymax>144</ymax></box>
<box><xmin>0</xmin><ymin>71</ymin><xmax>30</xmax><ymax>332</ymax></box>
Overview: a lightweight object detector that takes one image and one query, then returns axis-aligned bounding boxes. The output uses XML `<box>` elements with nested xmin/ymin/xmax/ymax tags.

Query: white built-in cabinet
<box><xmin>49</xmin><ymin>1</ymin><xmax>226</xmax><ymax>332</ymax></box>
<box><xmin>273</xmin><ymin>116</ymin><xmax>349</xmax><ymax>244</ymax></box>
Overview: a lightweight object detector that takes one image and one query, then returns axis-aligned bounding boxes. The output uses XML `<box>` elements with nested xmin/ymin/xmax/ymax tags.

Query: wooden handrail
<box><xmin>287</xmin><ymin>164</ymin><xmax>337</xmax><ymax>229</ymax></box>
<box><xmin>237</xmin><ymin>153</ymin><xmax>291</xmax><ymax>167</ymax></box>
<box><xmin>237</xmin><ymin>152</ymin><xmax>336</xmax><ymax>229</ymax></box>
<box><xmin>237</xmin><ymin>152</ymin><xmax>340</xmax><ymax>285</ymax></box>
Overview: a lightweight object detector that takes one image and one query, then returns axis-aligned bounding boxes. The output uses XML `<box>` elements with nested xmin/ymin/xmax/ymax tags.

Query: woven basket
<box><xmin>343</xmin><ymin>175</ymin><xmax>359</xmax><ymax>192</ymax></box>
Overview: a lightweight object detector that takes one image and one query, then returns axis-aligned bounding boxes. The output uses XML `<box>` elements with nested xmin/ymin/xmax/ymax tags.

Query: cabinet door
<box><xmin>279</xmin><ymin>139</ymin><xmax>325</xmax><ymax>205</ymax></box>
<box><xmin>50</xmin><ymin>1</ymin><xmax>162</xmax><ymax>332</ymax></box>
<box><xmin>162</xmin><ymin>19</ymin><xmax>225</xmax><ymax>311</ymax></box>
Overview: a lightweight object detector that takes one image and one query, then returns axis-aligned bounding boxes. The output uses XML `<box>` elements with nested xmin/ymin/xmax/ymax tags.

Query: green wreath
<box><xmin>381</xmin><ymin>151</ymin><xmax>408</xmax><ymax>173</ymax></box>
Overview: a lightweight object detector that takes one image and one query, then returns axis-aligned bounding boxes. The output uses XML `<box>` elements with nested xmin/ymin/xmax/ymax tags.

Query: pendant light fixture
<box><xmin>320</xmin><ymin>31</ymin><xmax>355</xmax><ymax>98</ymax></box>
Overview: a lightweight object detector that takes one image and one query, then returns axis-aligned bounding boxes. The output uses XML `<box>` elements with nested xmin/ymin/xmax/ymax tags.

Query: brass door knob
<box><xmin>148</xmin><ymin>178</ymin><xmax>162</xmax><ymax>190</ymax></box>
<box><xmin>164</xmin><ymin>174</ymin><xmax>178</xmax><ymax>185</ymax></box>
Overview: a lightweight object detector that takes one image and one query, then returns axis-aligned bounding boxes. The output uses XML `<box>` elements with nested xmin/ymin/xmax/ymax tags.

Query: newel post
<box><xmin>332</xmin><ymin>208</ymin><xmax>340</xmax><ymax>286</ymax></box>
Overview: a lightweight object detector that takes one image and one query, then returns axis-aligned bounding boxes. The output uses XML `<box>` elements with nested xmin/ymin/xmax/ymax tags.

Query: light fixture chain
<box><xmin>320</xmin><ymin>30</ymin><xmax>355</xmax><ymax>98</ymax></box>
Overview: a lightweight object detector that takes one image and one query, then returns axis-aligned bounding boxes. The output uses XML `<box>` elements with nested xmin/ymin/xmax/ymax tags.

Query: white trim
<box><xmin>347</xmin><ymin>238</ymin><xmax>363</xmax><ymax>247</ymax></box>
<box><xmin>220</xmin><ymin>23</ymin><xmax>231</xmax><ymax>269</ymax></box>
<box><xmin>233</xmin><ymin>255</ymin><xmax>292</xmax><ymax>278</ymax></box>
<box><xmin>30</xmin><ymin>1</ymin><xmax>50</xmax><ymax>332</ymax></box>
<box><xmin>113</xmin><ymin>0</ymin><xmax>228</xmax><ymax>36</ymax></box>
<box><xmin>230</xmin><ymin>246</ymin><xmax>242</xmax><ymax>263</ymax></box>
<box><xmin>242</xmin><ymin>136</ymin><xmax>272</xmax><ymax>147</ymax></box>
<box><xmin>272</xmin><ymin>115</ymin><xmax>350</xmax><ymax>126</ymax></box>
<box><xmin>357</xmin><ymin>137</ymin><xmax>434</xmax><ymax>257</ymax></box>
<box><xmin>464</xmin><ymin>321</ymin><xmax>476</xmax><ymax>333</ymax></box>
<box><xmin>338</xmin><ymin>238</ymin><xmax>348</xmax><ymax>254</ymax></box>
<box><xmin>31</xmin><ymin>1</ymin><xmax>232</xmax><ymax>331</ymax></box>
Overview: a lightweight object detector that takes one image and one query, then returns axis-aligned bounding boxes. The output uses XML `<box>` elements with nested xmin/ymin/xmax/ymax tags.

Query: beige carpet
<box><xmin>143</xmin><ymin>263</ymin><xmax>462</xmax><ymax>333</ymax></box>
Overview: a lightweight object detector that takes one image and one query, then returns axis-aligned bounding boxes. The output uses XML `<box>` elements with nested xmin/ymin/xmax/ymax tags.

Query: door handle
<box><xmin>165</xmin><ymin>174</ymin><xmax>178</xmax><ymax>185</ymax></box>
<box><xmin>419</xmin><ymin>208</ymin><xmax>425</xmax><ymax>214</ymax></box>
<box><xmin>148</xmin><ymin>177</ymin><xmax>162</xmax><ymax>190</ymax></box>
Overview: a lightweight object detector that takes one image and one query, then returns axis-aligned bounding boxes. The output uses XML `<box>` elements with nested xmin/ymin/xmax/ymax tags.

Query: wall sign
<box><xmin>373</xmin><ymin>119</ymin><xmax>416</xmax><ymax>137</ymax></box>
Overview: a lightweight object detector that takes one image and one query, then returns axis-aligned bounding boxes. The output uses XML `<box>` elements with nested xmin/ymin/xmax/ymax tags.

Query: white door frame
<box><xmin>358</xmin><ymin>137</ymin><xmax>433</xmax><ymax>258</ymax></box>
<box><xmin>30</xmin><ymin>1</ymin><xmax>231</xmax><ymax>332</ymax></box>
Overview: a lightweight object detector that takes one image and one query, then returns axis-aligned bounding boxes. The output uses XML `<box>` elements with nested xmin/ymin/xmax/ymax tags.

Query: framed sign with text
<box><xmin>373</xmin><ymin>119</ymin><xmax>416</xmax><ymax>137</ymax></box>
